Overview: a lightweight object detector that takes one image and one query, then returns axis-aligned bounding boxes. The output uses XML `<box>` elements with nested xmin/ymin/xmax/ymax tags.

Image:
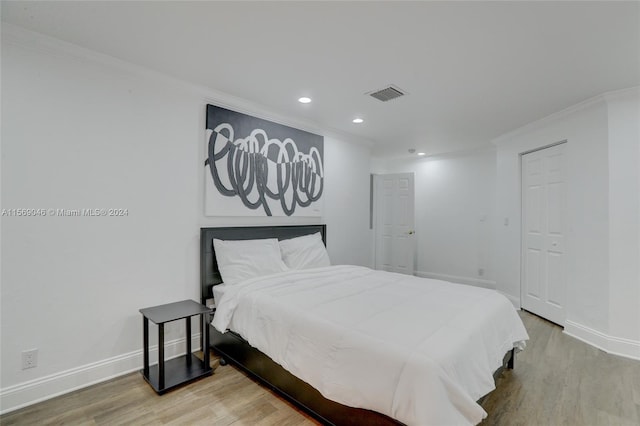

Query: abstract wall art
<box><xmin>204</xmin><ymin>104</ymin><xmax>324</xmax><ymax>217</ymax></box>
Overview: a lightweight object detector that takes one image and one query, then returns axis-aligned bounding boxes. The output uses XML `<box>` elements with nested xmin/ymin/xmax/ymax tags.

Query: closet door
<box><xmin>521</xmin><ymin>143</ymin><xmax>567</xmax><ymax>326</ymax></box>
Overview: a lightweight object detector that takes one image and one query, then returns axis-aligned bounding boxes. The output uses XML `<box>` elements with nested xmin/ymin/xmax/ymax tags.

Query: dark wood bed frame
<box><xmin>200</xmin><ymin>225</ymin><xmax>514</xmax><ymax>426</ymax></box>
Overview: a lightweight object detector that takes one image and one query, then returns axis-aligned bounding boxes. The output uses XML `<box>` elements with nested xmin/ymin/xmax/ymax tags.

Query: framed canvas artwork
<box><xmin>204</xmin><ymin>104</ymin><xmax>324</xmax><ymax>217</ymax></box>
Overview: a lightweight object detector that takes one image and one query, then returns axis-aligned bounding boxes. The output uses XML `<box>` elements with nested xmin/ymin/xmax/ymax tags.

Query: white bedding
<box><xmin>213</xmin><ymin>265</ymin><xmax>528</xmax><ymax>425</ymax></box>
<box><xmin>211</xmin><ymin>284</ymin><xmax>226</xmax><ymax>308</ymax></box>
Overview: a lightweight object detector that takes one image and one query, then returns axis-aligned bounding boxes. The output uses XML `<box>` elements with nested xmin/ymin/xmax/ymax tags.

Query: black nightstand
<box><xmin>139</xmin><ymin>299</ymin><xmax>213</xmax><ymax>394</ymax></box>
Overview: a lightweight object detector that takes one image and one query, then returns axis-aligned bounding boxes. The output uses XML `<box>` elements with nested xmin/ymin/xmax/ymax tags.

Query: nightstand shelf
<box><xmin>139</xmin><ymin>299</ymin><xmax>213</xmax><ymax>394</ymax></box>
<box><xmin>143</xmin><ymin>353</ymin><xmax>210</xmax><ymax>393</ymax></box>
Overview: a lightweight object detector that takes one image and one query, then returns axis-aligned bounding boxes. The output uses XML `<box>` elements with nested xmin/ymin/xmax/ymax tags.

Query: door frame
<box><xmin>519</xmin><ymin>139</ymin><xmax>568</xmax><ymax>322</ymax></box>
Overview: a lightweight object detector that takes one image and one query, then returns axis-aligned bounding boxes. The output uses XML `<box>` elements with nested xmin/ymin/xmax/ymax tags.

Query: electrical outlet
<box><xmin>22</xmin><ymin>349</ymin><xmax>38</xmax><ymax>370</ymax></box>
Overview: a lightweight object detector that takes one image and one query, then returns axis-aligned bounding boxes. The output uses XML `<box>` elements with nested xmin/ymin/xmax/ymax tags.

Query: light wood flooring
<box><xmin>2</xmin><ymin>311</ymin><xmax>639</xmax><ymax>425</ymax></box>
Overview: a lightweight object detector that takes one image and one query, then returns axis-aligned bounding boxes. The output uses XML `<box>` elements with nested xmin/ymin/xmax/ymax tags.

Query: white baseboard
<box><xmin>415</xmin><ymin>270</ymin><xmax>497</xmax><ymax>289</ymax></box>
<box><xmin>564</xmin><ymin>321</ymin><xmax>640</xmax><ymax>361</ymax></box>
<box><xmin>0</xmin><ymin>334</ymin><xmax>201</xmax><ymax>414</ymax></box>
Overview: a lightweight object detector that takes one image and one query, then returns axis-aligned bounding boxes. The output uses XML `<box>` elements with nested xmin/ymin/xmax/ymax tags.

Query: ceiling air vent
<box><xmin>367</xmin><ymin>85</ymin><xmax>406</xmax><ymax>102</ymax></box>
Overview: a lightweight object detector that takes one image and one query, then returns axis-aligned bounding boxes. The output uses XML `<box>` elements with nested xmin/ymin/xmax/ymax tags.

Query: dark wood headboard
<box><xmin>200</xmin><ymin>225</ymin><xmax>327</xmax><ymax>304</ymax></box>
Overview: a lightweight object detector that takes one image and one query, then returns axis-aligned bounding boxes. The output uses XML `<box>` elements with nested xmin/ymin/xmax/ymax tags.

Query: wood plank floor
<box><xmin>2</xmin><ymin>311</ymin><xmax>639</xmax><ymax>425</ymax></box>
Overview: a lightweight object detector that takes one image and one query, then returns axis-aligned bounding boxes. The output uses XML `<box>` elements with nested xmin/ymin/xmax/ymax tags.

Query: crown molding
<box><xmin>602</xmin><ymin>86</ymin><xmax>640</xmax><ymax>103</ymax></box>
<box><xmin>1</xmin><ymin>23</ymin><xmax>374</xmax><ymax>148</ymax></box>
<box><xmin>492</xmin><ymin>95</ymin><xmax>606</xmax><ymax>146</ymax></box>
<box><xmin>492</xmin><ymin>85</ymin><xmax>640</xmax><ymax>146</ymax></box>
<box><xmin>374</xmin><ymin>143</ymin><xmax>496</xmax><ymax>164</ymax></box>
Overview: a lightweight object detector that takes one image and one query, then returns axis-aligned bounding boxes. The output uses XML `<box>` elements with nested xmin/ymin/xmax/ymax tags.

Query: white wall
<box><xmin>324</xmin><ymin>139</ymin><xmax>374</xmax><ymax>268</ymax></box>
<box><xmin>494</xmin><ymin>101</ymin><xmax>610</xmax><ymax>328</ymax></box>
<box><xmin>373</xmin><ymin>149</ymin><xmax>497</xmax><ymax>288</ymax></box>
<box><xmin>605</xmin><ymin>90</ymin><xmax>640</xmax><ymax>348</ymax></box>
<box><xmin>0</xmin><ymin>27</ymin><xmax>373</xmax><ymax>412</ymax></box>
<box><xmin>493</xmin><ymin>88</ymin><xmax>640</xmax><ymax>359</ymax></box>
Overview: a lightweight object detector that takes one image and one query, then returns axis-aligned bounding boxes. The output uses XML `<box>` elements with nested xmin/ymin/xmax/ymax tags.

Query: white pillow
<box><xmin>279</xmin><ymin>232</ymin><xmax>331</xmax><ymax>270</ymax></box>
<box><xmin>213</xmin><ymin>238</ymin><xmax>288</xmax><ymax>285</ymax></box>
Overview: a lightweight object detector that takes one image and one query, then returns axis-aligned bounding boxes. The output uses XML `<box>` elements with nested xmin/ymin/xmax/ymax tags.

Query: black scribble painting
<box><xmin>204</xmin><ymin>104</ymin><xmax>324</xmax><ymax>217</ymax></box>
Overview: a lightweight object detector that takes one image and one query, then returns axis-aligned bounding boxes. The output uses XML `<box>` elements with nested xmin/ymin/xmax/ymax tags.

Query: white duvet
<box><xmin>213</xmin><ymin>265</ymin><xmax>528</xmax><ymax>425</ymax></box>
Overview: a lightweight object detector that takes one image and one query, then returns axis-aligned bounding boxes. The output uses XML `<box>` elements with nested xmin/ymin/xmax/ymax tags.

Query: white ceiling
<box><xmin>2</xmin><ymin>1</ymin><xmax>639</xmax><ymax>158</ymax></box>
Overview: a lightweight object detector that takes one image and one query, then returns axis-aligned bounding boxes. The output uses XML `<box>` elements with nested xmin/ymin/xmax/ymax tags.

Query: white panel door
<box><xmin>521</xmin><ymin>143</ymin><xmax>567</xmax><ymax>325</ymax></box>
<box><xmin>374</xmin><ymin>173</ymin><xmax>415</xmax><ymax>274</ymax></box>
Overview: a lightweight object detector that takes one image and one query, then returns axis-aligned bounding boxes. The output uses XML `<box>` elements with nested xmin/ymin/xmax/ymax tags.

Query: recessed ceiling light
<box><xmin>352</xmin><ymin>118</ymin><xmax>364</xmax><ymax>124</ymax></box>
<box><xmin>298</xmin><ymin>97</ymin><xmax>312</xmax><ymax>104</ymax></box>
<box><xmin>417</xmin><ymin>152</ymin><xmax>426</xmax><ymax>156</ymax></box>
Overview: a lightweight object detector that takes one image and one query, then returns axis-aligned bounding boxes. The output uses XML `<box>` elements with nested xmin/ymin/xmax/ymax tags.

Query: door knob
<box><xmin>408</xmin><ymin>230</ymin><xmax>415</xmax><ymax>235</ymax></box>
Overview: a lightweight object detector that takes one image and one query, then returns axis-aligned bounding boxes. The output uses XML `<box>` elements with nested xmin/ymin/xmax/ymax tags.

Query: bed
<box><xmin>200</xmin><ymin>225</ymin><xmax>528</xmax><ymax>425</ymax></box>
